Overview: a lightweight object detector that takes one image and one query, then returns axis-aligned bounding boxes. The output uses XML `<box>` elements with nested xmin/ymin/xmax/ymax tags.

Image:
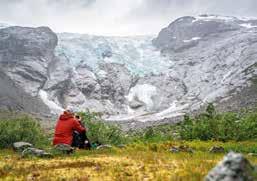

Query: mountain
<box><xmin>0</xmin><ymin>14</ymin><xmax>257</xmax><ymax>129</ymax></box>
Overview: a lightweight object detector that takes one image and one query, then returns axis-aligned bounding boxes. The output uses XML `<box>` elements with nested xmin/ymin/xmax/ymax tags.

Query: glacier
<box><xmin>56</xmin><ymin>33</ymin><xmax>171</xmax><ymax>76</ymax></box>
<box><xmin>1</xmin><ymin>14</ymin><xmax>257</xmax><ymax>128</ymax></box>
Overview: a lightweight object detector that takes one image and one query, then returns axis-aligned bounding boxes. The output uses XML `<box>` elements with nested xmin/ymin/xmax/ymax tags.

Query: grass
<box><xmin>1</xmin><ymin>108</ymin><xmax>257</xmax><ymax>180</ymax></box>
<box><xmin>1</xmin><ymin>141</ymin><xmax>257</xmax><ymax>181</ymax></box>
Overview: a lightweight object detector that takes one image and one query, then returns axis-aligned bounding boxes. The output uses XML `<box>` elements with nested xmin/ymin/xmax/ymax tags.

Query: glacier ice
<box><xmin>56</xmin><ymin>33</ymin><xmax>171</xmax><ymax>76</ymax></box>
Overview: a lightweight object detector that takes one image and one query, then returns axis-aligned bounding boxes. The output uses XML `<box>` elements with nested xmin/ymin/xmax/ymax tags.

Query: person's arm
<box><xmin>73</xmin><ymin>119</ymin><xmax>86</xmax><ymax>133</ymax></box>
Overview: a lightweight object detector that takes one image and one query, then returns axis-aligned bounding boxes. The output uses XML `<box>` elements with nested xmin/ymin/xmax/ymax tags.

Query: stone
<box><xmin>205</xmin><ymin>152</ymin><xmax>257</xmax><ymax>181</ymax></box>
<box><xmin>209</xmin><ymin>146</ymin><xmax>225</xmax><ymax>153</ymax></box>
<box><xmin>170</xmin><ymin>147</ymin><xmax>180</xmax><ymax>153</ymax></box>
<box><xmin>13</xmin><ymin>142</ymin><xmax>33</xmax><ymax>152</ymax></box>
<box><xmin>22</xmin><ymin>148</ymin><xmax>53</xmax><ymax>158</ymax></box>
<box><xmin>248</xmin><ymin>153</ymin><xmax>257</xmax><ymax>157</ymax></box>
<box><xmin>169</xmin><ymin>145</ymin><xmax>194</xmax><ymax>153</ymax></box>
<box><xmin>54</xmin><ymin>144</ymin><xmax>74</xmax><ymax>154</ymax></box>
<box><xmin>96</xmin><ymin>145</ymin><xmax>112</xmax><ymax>150</ymax></box>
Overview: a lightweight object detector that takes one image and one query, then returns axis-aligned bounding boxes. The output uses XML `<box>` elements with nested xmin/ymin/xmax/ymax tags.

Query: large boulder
<box><xmin>13</xmin><ymin>142</ymin><xmax>33</xmax><ymax>152</ymax></box>
<box><xmin>205</xmin><ymin>152</ymin><xmax>257</xmax><ymax>181</ymax></box>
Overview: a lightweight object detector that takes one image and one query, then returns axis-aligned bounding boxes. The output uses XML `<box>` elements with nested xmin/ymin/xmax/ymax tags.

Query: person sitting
<box><xmin>72</xmin><ymin>115</ymin><xmax>91</xmax><ymax>149</ymax></box>
<box><xmin>53</xmin><ymin>110</ymin><xmax>85</xmax><ymax>147</ymax></box>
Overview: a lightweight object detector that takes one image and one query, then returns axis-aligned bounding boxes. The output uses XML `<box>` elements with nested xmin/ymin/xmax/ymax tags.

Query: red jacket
<box><xmin>53</xmin><ymin>112</ymin><xmax>85</xmax><ymax>145</ymax></box>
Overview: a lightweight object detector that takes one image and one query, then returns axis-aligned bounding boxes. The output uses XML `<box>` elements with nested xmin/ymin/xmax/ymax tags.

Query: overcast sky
<box><xmin>0</xmin><ymin>0</ymin><xmax>257</xmax><ymax>36</ymax></box>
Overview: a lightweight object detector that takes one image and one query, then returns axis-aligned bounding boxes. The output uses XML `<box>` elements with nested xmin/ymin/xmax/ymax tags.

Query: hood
<box><xmin>59</xmin><ymin>112</ymin><xmax>74</xmax><ymax>120</ymax></box>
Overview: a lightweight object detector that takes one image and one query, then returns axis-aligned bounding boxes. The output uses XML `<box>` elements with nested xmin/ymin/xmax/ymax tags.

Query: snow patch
<box><xmin>39</xmin><ymin>90</ymin><xmax>64</xmax><ymax>114</ymax></box>
<box><xmin>192</xmin><ymin>15</ymin><xmax>237</xmax><ymax>23</ymax></box>
<box><xmin>127</xmin><ymin>84</ymin><xmax>157</xmax><ymax>111</ymax></box>
<box><xmin>156</xmin><ymin>101</ymin><xmax>189</xmax><ymax>117</ymax></box>
<box><xmin>183</xmin><ymin>37</ymin><xmax>201</xmax><ymax>43</ymax></box>
<box><xmin>240</xmin><ymin>23</ymin><xmax>257</xmax><ymax>29</ymax></box>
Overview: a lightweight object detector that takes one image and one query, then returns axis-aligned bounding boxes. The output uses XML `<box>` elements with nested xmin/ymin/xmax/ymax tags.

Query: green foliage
<box><xmin>0</xmin><ymin>115</ymin><xmax>48</xmax><ymax>149</ymax></box>
<box><xmin>77</xmin><ymin>104</ymin><xmax>257</xmax><ymax>144</ymax></box>
<box><xmin>78</xmin><ymin>112</ymin><xmax>127</xmax><ymax>145</ymax></box>
<box><xmin>129</xmin><ymin>124</ymin><xmax>176</xmax><ymax>143</ymax></box>
<box><xmin>178</xmin><ymin>104</ymin><xmax>257</xmax><ymax>141</ymax></box>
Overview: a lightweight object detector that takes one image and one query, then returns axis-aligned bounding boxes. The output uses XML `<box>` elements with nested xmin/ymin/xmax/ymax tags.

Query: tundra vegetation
<box><xmin>0</xmin><ymin>104</ymin><xmax>257</xmax><ymax>180</ymax></box>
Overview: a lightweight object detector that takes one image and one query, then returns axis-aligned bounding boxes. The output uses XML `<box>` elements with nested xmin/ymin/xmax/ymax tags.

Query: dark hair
<box><xmin>75</xmin><ymin>115</ymin><xmax>80</xmax><ymax>119</ymax></box>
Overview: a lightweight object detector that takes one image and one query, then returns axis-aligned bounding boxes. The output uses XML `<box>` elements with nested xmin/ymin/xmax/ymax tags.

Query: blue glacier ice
<box><xmin>56</xmin><ymin>33</ymin><xmax>171</xmax><ymax>76</ymax></box>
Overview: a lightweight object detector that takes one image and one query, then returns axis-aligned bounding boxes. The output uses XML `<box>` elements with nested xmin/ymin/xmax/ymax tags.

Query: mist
<box><xmin>0</xmin><ymin>0</ymin><xmax>257</xmax><ymax>36</ymax></box>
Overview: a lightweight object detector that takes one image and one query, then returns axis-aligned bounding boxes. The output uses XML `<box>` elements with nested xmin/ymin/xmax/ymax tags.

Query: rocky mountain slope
<box><xmin>0</xmin><ymin>14</ymin><xmax>257</xmax><ymax>128</ymax></box>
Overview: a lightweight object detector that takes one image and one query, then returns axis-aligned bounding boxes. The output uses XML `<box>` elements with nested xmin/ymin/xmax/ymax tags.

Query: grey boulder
<box><xmin>13</xmin><ymin>142</ymin><xmax>33</xmax><ymax>152</ymax></box>
<box><xmin>205</xmin><ymin>152</ymin><xmax>257</xmax><ymax>181</ymax></box>
<box><xmin>22</xmin><ymin>147</ymin><xmax>53</xmax><ymax>158</ymax></box>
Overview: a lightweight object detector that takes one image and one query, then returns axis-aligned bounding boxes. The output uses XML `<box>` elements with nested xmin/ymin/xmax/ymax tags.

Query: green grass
<box><xmin>1</xmin><ymin>107</ymin><xmax>257</xmax><ymax>180</ymax></box>
<box><xmin>0</xmin><ymin>115</ymin><xmax>49</xmax><ymax>149</ymax></box>
<box><xmin>1</xmin><ymin>141</ymin><xmax>257</xmax><ymax>181</ymax></box>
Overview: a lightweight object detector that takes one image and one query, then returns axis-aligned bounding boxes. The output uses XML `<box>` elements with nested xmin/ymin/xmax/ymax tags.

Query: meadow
<box><xmin>1</xmin><ymin>141</ymin><xmax>257</xmax><ymax>181</ymax></box>
<box><xmin>1</xmin><ymin>105</ymin><xmax>257</xmax><ymax>180</ymax></box>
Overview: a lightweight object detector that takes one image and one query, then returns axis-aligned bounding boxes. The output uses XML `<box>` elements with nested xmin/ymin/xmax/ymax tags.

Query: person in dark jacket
<box><xmin>72</xmin><ymin>115</ymin><xmax>92</xmax><ymax>149</ymax></box>
<box><xmin>53</xmin><ymin>110</ymin><xmax>85</xmax><ymax>146</ymax></box>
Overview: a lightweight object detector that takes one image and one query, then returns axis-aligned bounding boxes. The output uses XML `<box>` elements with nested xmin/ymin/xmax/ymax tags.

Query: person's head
<box><xmin>75</xmin><ymin>115</ymin><xmax>80</xmax><ymax>120</ymax></box>
<box><xmin>63</xmin><ymin>109</ymin><xmax>75</xmax><ymax>116</ymax></box>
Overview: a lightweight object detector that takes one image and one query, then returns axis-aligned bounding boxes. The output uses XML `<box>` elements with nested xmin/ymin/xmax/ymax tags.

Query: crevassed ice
<box><xmin>56</xmin><ymin>33</ymin><xmax>171</xmax><ymax>76</ymax></box>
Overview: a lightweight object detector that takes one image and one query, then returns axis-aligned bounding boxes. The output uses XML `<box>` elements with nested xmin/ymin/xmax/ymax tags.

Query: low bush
<box><xmin>0</xmin><ymin>115</ymin><xmax>48</xmax><ymax>149</ymax></box>
<box><xmin>178</xmin><ymin>104</ymin><xmax>257</xmax><ymax>141</ymax></box>
<box><xmin>78</xmin><ymin>112</ymin><xmax>127</xmax><ymax>145</ymax></box>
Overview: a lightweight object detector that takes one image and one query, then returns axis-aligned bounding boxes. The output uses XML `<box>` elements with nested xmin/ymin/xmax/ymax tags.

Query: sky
<box><xmin>0</xmin><ymin>0</ymin><xmax>257</xmax><ymax>36</ymax></box>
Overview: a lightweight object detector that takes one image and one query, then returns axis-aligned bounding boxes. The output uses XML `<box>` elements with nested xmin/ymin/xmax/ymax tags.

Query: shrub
<box><xmin>78</xmin><ymin>112</ymin><xmax>127</xmax><ymax>145</ymax></box>
<box><xmin>178</xmin><ymin>104</ymin><xmax>257</xmax><ymax>141</ymax></box>
<box><xmin>0</xmin><ymin>115</ymin><xmax>48</xmax><ymax>149</ymax></box>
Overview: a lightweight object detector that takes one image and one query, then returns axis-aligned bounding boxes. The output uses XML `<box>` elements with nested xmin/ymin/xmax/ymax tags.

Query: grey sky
<box><xmin>0</xmin><ymin>0</ymin><xmax>256</xmax><ymax>35</ymax></box>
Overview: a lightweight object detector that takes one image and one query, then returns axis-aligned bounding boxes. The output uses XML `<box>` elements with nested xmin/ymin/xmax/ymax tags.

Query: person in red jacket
<box><xmin>53</xmin><ymin>110</ymin><xmax>85</xmax><ymax>146</ymax></box>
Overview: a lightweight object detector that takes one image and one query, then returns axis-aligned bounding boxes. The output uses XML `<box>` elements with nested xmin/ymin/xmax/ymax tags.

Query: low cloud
<box><xmin>0</xmin><ymin>0</ymin><xmax>257</xmax><ymax>35</ymax></box>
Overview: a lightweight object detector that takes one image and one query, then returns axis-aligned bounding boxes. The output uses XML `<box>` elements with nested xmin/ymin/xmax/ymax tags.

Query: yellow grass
<box><xmin>1</xmin><ymin>141</ymin><xmax>257</xmax><ymax>181</ymax></box>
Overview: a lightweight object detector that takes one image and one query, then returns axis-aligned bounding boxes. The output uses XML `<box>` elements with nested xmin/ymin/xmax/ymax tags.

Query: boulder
<box><xmin>22</xmin><ymin>148</ymin><xmax>53</xmax><ymax>158</ymax></box>
<box><xmin>54</xmin><ymin>144</ymin><xmax>74</xmax><ymax>154</ymax></box>
<box><xmin>13</xmin><ymin>142</ymin><xmax>33</xmax><ymax>152</ymax></box>
<box><xmin>209</xmin><ymin>146</ymin><xmax>225</xmax><ymax>153</ymax></box>
<box><xmin>205</xmin><ymin>152</ymin><xmax>257</xmax><ymax>181</ymax></box>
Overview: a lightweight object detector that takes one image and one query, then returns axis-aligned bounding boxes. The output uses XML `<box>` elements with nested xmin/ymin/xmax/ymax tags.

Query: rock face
<box><xmin>205</xmin><ymin>152</ymin><xmax>257</xmax><ymax>181</ymax></box>
<box><xmin>1</xmin><ymin>15</ymin><xmax>257</xmax><ymax>128</ymax></box>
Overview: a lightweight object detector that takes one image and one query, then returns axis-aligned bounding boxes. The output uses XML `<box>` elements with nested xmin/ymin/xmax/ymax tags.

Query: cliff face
<box><xmin>1</xmin><ymin>15</ymin><xmax>257</xmax><ymax>128</ymax></box>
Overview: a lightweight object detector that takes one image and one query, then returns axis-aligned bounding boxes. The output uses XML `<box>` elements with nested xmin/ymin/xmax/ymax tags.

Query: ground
<box><xmin>1</xmin><ymin>141</ymin><xmax>257</xmax><ymax>181</ymax></box>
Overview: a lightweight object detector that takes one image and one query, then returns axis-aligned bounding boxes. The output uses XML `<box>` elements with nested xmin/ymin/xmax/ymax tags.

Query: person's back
<box><xmin>53</xmin><ymin>111</ymin><xmax>85</xmax><ymax>146</ymax></box>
